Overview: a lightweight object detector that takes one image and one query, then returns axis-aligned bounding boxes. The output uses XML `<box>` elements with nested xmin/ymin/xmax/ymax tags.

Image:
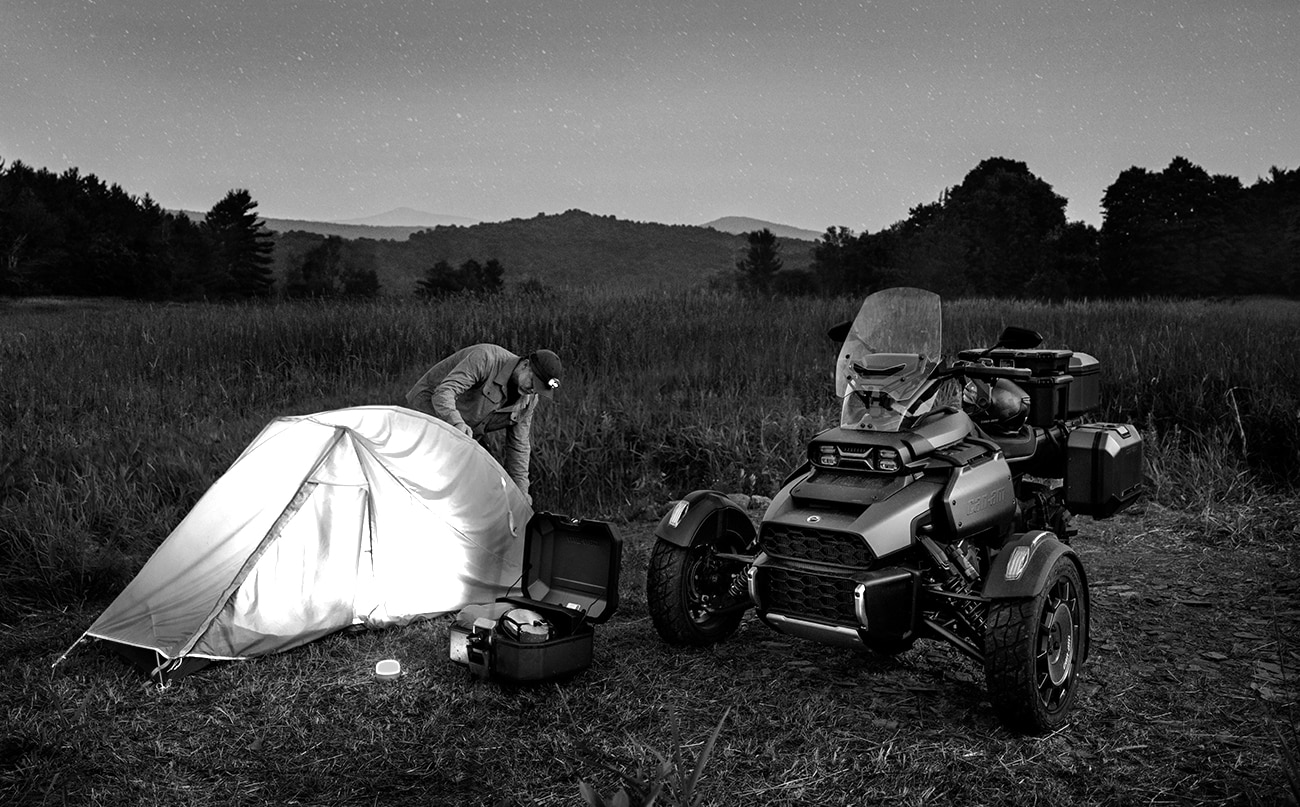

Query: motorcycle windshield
<box><xmin>835</xmin><ymin>287</ymin><xmax>943</xmax><ymax>432</ymax></box>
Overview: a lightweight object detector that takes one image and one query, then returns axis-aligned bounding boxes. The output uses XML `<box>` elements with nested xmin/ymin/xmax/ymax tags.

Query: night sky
<box><xmin>2</xmin><ymin>0</ymin><xmax>1296</xmax><ymax>233</ymax></box>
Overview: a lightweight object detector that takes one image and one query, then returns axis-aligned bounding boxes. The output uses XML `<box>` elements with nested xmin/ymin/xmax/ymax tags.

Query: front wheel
<box><xmin>984</xmin><ymin>555</ymin><xmax>1088</xmax><ymax>733</ymax></box>
<box><xmin>647</xmin><ymin>530</ymin><xmax>748</xmax><ymax>646</ymax></box>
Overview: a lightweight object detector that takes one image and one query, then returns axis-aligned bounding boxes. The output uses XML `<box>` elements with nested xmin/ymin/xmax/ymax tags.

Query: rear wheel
<box><xmin>647</xmin><ymin>517</ymin><xmax>749</xmax><ymax>646</ymax></box>
<box><xmin>984</xmin><ymin>555</ymin><xmax>1088</xmax><ymax>733</ymax></box>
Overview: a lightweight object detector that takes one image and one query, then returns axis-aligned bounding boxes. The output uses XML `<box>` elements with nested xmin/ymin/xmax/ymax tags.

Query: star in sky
<box><xmin>2</xmin><ymin>0</ymin><xmax>1295</xmax><ymax>233</ymax></box>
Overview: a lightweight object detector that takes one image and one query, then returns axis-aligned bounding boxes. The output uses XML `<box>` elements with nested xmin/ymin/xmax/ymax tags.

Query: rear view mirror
<box><xmin>994</xmin><ymin>326</ymin><xmax>1043</xmax><ymax>350</ymax></box>
<box><xmin>826</xmin><ymin>320</ymin><xmax>852</xmax><ymax>343</ymax></box>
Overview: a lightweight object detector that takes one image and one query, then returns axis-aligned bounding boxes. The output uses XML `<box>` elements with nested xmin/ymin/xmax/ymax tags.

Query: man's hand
<box><xmin>457</xmin><ymin>423</ymin><xmax>473</xmax><ymax>437</ymax></box>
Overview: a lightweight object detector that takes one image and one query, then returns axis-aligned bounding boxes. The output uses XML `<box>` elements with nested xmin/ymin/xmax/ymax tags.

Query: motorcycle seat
<box><xmin>982</xmin><ymin>424</ymin><xmax>1039</xmax><ymax>461</ymax></box>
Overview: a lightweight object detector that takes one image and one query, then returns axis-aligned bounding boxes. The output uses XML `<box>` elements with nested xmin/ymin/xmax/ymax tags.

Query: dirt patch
<box><xmin>1079</xmin><ymin>503</ymin><xmax>1300</xmax><ymax>706</ymax></box>
<box><xmin>1067</xmin><ymin>504</ymin><xmax>1300</xmax><ymax>799</ymax></box>
<box><xmin>3</xmin><ymin>503</ymin><xmax>1297</xmax><ymax>806</ymax></box>
<box><xmin>605</xmin><ymin>502</ymin><xmax>1300</xmax><ymax>804</ymax></box>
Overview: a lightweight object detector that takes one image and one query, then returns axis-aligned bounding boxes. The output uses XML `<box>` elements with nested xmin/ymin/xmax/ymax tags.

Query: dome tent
<box><xmin>58</xmin><ymin>406</ymin><xmax>532</xmax><ymax>682</ymax></box>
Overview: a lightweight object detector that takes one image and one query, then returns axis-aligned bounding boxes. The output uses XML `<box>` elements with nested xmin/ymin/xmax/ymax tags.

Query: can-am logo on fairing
<box><xmin>967</xmin><ymin>486</ymin><xmax>1007</xmax><ymax>516</ymax></box>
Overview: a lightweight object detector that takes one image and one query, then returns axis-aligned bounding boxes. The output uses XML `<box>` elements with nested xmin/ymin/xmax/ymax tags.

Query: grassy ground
<box><xmin>2</xmin><ymin>293</ymin><xmax>1298</xmax><ymax>804</ymax></box>
<box><xmin>3</xmin><ymin>293</ymin><xmax>1298</xmax><ymax>612</ymax></box>
<box><xmin>3</xmin><ymin>500</ymin><xmax>1297</xmax><ymax>806</ymax></box>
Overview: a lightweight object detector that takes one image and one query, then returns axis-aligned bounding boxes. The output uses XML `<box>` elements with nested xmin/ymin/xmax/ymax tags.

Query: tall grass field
<box><xmin>1</xmin><ymin>291</ymin><xmax>1297</xmax><ymax>611</ymax></box>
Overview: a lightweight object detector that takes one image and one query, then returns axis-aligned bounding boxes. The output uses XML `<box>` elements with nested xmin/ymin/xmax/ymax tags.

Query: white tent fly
<box><xmin>58</xmin><ymin>406</ymin><xmax>532</xmax><ymax>681</ymax></box>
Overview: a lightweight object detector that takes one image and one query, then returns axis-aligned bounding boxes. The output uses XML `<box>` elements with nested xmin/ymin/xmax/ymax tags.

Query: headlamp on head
<box><xmin>527</xmin><ymin>349</ymin><xmax>563</xmax><ymax>397</ymax></box>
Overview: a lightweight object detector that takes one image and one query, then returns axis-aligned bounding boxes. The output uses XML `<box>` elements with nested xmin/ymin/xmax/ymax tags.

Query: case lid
<box><xmin>519</xmin><ymin>513</ymin><xmax>623</xmax><ymax>624</ymax></box>
<box><xmin>959</xmin><ymin>348</ymin><xmax>1073</xmax><ymax>374</ymax></box>
<box><xmin>1068</xmin><ymin>352</ymin><xmax>1100</xmax><ymax>375</ymax></box>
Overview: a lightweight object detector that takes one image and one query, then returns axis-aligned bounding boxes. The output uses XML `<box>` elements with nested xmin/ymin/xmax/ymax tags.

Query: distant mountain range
<box><xmin>172</xmin><ymin>206</ymin><xmax>827</xmax><ymax>291</ymax></box>
<box><xmin>197</xmin><ymin>207</ymin><xmax>825</xmax><ymax>244</ymax></box>
<box><xmin>701</xmin><ymin>217</ymin><xmax>825</xmax><ymax>241</ymax></box>
<box><xmin>176</xmin><ymin>208</ymin><xmax>456</xmax><ymax>241</ymax></box>
<box><xmin>333</xmin><ymin>207</ymin><xmax>479</xmax><ymax>228</ymax></box>
<box><xmin>266</xmin><ymin>208</ymin><xmax>822</xmax><ymax>292</ymax></box>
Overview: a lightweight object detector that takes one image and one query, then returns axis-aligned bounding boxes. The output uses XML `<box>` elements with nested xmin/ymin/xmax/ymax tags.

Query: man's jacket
<box><xmin>405</xmin><ymin>344</ymin><xmax>538</xmax><ymax>495</ymax></box>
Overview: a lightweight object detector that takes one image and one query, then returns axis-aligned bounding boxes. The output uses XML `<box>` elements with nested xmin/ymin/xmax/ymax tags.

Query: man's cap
<box><xmin>529</xmin><ymin>349</ymin><xmax>563</xmax><ymax>397</ymax></box>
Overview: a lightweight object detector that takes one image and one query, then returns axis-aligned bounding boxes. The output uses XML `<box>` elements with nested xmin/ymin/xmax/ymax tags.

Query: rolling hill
<box><xmin>270</xmin><ymin>209</ymin><xmax>821</xmax><ymax>293</ymax></box>
<box><xmin>176</xmin><ymin>210</ymin><xmax>434</xmax><ymax>241</ymax></box>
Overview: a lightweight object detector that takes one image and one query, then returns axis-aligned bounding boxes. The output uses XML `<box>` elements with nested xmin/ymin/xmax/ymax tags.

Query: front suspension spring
<box><xmin>919</xmin><ymin>535</ymin><xmax>987</xmax><ymax>638</ymax></box>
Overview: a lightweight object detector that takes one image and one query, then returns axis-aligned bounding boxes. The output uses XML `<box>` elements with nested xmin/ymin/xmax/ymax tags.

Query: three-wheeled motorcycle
<box><xmin>646</xmin><ymin>287</ymin><xmax>1143</xmax><ymax>732</ymax></box>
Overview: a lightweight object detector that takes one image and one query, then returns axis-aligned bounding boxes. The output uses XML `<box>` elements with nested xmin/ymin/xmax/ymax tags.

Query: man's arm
<box><xmin>430</xmin><ymin>349</ymin><xmax>492</xmax><ymax>434</ymax></box>
<box><xmin>504</xmin><ymin>400</ymin><xmax>535</xmax><ymax>496</ymax></box>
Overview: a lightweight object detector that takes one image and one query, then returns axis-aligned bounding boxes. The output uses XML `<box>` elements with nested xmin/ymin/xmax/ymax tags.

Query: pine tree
<box><xmin>204</xmin><ymin>189</ymin><xmax>274</xmax><ymax>298</ymax></box>
<box><xmin>416</xmin><ymin>259</ymin><xmax>462</xmax><ymax>298</ymax></box>
<box><xmin>735</xmin><ymin>228</ymin><xmax>783</xmax><ymax>294</ymax></box>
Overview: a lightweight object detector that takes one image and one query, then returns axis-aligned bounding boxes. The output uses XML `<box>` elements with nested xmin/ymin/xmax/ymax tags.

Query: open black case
<box><xmin>449</xmin><ymin>512</ymin><xmax>623</xmax><ymax>683</ymax></box>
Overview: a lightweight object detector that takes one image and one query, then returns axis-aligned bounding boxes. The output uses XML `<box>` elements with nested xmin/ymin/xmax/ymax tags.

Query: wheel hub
<box><xmin>1043</xmin><ymin>602</ymin><xmax>1075</xmax><ymax>687</ymax></box>
<box><xmin>686</xmin><ymin>548</ymin><xmax>734</xmax><ymax>624</ymax></box>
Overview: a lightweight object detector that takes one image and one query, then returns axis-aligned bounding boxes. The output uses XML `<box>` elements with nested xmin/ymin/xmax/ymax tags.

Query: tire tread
<box><xmin>647</xmin><ymin>539</ymin><xmax>743</xmax><ymax>646</ymax></box>
<box><xmin>984</xmin><ymin>557</ymin><xmax>1085</xmax><ymax>733</ymax></box>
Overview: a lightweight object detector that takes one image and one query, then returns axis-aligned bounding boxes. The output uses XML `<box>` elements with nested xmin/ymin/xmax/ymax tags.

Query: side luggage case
<box><xmin>1065</xmin><ymin>422</ymin><xmax>1144</xmax><ymax>518</ymax></box>
<box><xmin>449</xmin><ymin>512</ymin><xmax>622</xmax><ymax>683</ymax></box>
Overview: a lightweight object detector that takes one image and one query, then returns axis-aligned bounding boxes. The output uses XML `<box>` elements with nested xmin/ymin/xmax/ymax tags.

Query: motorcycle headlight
<box><xmin>816</xmin><ymin>446</ymin><xmax>840</xmax><ymax>467</ymax></box>
<box><xmin>877</xmin><ymin>448</ymin><xmax>899</xmax><ymax>472</ymax></box>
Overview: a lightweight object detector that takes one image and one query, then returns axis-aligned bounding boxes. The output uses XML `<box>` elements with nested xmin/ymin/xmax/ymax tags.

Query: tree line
<box><xmin>735</xmin><ymin>156</ymin><xmax>1298</xmax><ymax>299</ymax></box>
<box><xmin>0</xmin><ymin>160</ymin><xmax>279</xmax><ymax>299</ymax></box>
<box><xmin>0</xmin><ymin>158</ymin><xmax>518</xmax><ymax>301</ymax></box>
<box><xmin>4</xmin><ymin>154</ymin><xmax>1297</xmax><ymax>301</ymax></box>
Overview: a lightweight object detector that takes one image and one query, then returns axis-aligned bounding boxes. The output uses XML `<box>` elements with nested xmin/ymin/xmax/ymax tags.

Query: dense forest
<box><xmin>2</xmin><ymin>155</ymin><xmax>1296</xmax><ymax>300</ymax></box>
<box><xmin>806</xmin><ymin>157</ymin><xmax>1300</xmax><ymax>300</ymax></box>
<box><xmin>0</xmin><ymin>161</ymin><xmax>286</xmax><ymax>300</ymax></box>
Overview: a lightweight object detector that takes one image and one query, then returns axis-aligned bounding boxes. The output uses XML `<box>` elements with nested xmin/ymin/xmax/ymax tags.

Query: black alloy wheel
<box><xmin>984</xmin><ymin>555</ymin><xmax>1088</xmax><ymax>733</ymax></box>
<box><xmin>646</xmin><ymin>513</ymin><xmax>749</xmax><ymax>646</ymax></box>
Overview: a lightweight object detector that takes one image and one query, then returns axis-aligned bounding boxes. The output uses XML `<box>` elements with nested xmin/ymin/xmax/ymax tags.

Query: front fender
<box><xmin>982</xmin><ymin>530</ymin><xmax>1086</xmax><ymax>600</ymax></box>
<box><xmin>982</xmin><ymin>530</ymin><xmax>1091</xmax><ymax>665</ymax></box>
<box><xmin>655</xmin><ymin>490</ymin><xmax>756</xmax><ymax>550</ymax></box>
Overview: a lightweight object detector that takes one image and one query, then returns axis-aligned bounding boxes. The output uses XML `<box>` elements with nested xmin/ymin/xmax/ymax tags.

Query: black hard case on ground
<box><xmin>449</xmin><ymin>512</ymin><xmax>622</xmax><ymax>683</ymax></box>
